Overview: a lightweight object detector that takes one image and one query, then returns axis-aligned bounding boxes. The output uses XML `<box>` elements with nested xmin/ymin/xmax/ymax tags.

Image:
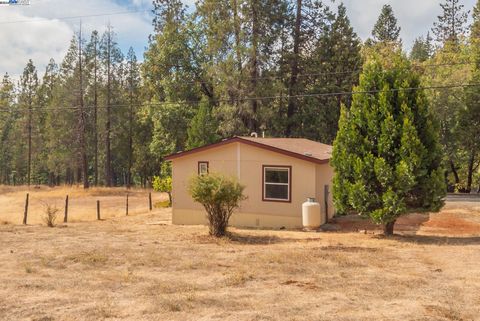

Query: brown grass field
<box><xmin>0</xmin><ymin>186</ymin><xmax>480</xmax><ymax>321</ymax></box>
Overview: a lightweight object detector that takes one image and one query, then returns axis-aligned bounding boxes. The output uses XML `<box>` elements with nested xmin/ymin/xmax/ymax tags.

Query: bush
<box><xmin>153</xmin><ymin>176</ymin><xmax>172</xmax><ymax>206</ymax></box>
<box><xmin>189</xmin><ymin>173</ymin><xmax>246</xmax><ymax>237</ymax></box>
<box><xmin>42</xmin><ymin>203</ymin><xmax>59</xmax><ymax>227</ymax></box>
<box><xmin>153</xmin><ymin>162</ymin><xmax>173</xmax><ymax>206</ymax></box>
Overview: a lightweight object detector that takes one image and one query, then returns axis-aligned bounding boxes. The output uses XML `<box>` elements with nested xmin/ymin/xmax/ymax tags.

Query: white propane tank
<box><xmin>302</xmin><ymin>197</ymin><xmax>322</xmax><ymax>230</ymax></box>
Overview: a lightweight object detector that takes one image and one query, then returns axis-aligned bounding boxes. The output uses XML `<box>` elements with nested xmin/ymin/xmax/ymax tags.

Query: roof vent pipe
<box><xmin>251</xmin><ymin>132</ymin><xmax>258</xmax><ymax>138</ymax></box>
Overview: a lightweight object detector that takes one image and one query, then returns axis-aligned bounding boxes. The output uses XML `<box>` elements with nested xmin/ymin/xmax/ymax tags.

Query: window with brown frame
<box><xmin>198</xmin><ymin>161</ymin><xmax>209</xmax><ymax>175</ymax></box>
<box><xmin>262</xmin><ymin>166</ymin><xmax>291</xmax><ymax>202</ymax></box>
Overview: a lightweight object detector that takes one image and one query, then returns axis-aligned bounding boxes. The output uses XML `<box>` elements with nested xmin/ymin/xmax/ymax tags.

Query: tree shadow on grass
<box><xmin>374</xmin><ymin>234</ymin><xmax>480</xmax><ymax>246</ymax></box>
<box><xmin>226</xmin><ymin>232</ymin><xmax>300</xmax><ymax>245</ymax></box>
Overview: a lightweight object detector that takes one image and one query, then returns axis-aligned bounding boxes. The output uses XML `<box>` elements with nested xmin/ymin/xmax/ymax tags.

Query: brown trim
<box><xmin>164</xmin><ymin>137</ymin><xmax>330</xmax><ymax>164</ymax></box>
<box><xmin>262</xmin><ymin>165</ymin><xmax>292</xmax><ymax>203</ymax></box>
<box><xmin>198</xmin><ymin>161</ymin><xmax>209</xmax><ymax>175</ymax></box>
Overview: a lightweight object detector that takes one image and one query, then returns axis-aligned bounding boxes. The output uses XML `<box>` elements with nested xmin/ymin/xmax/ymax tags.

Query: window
<box><xmin>263</xmin><ymin>166</ymin><xmax>291</xmax><ymax>202</ymax></box>
<box><xmin>198</xmin><ymin>161</ymin><xmax>209</xmax><ymax>175</ymax></box>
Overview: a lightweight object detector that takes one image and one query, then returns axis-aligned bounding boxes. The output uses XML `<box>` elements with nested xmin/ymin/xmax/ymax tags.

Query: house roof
<box><xmin>164</xmin><ymin>136</ymin><xmax>332</xmax><ymax>164</ymax></box>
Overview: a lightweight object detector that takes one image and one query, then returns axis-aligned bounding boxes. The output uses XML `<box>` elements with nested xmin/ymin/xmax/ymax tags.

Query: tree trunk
<box><xmin>93</xmin><ymin>37</ymin><xmax>99</xmax><ymax>187</ymax></box>
<box><xmin>383</xmin><ymin>220</ymin><xmax>396</xmax><ymax>236</ymax></box>
<box><xmin>449</xmin><ymin>159</ymin><xmax>460</xmax><ymax>187</ymax></box>
<box><xmin>127</xmin><ymin>64</ymin><xmax>134</xmax><ymax>189</ymax></box>
<box><xmin>466</xmin><ymin>149</ymin><xmax>475</xmax><ymax>193</ymax></box>
<box><xmin>105</xmin><ymin>27</ymin><xmax>113</xmax><ymax>187</ymax></box>
<box><xmin>285</xmin><ymin>0</ymin><xmax>302</xmax><ymax>137</ymax></box>
<box><xmin>27</xmin><ymin>100</ymin><xmax>32</xmax><ymax>186</ymax></box>
<box><xmin>78</xmin><ymin>24</ymin><xmax>89</xmax><ymax>189</ymax></box>
<box><xmin>249</xmin><ymin>0</ymin><xmax>259</xmax><ymax>133</ymax></box>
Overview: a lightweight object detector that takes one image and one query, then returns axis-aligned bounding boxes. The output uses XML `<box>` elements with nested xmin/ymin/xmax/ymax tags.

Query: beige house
<box><xmin>165</xmin><ymin>136</ymin><xmax>335</xmax><ymax>229</ymax></box>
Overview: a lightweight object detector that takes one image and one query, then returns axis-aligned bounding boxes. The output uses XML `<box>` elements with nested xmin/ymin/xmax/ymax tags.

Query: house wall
<box><xmin>171</xmin><ymin>141</ymin><xmax>334</xmax><ymax>229</ymax></box>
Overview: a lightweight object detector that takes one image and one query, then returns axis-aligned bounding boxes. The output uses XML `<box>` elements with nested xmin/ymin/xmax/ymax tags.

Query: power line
<box><xmin>0</xmin><ymin>9</ymin><xmax>150</xmax><ymax>25</ymax></box>
<box><xmin>148</xmin><ymin>60</ymin><xmax>477</xmax><ymax>86</ymax></box>
<box><xmin>1</xmin><ymin>82</ymin><xmax>479</xmax><ymax>113</ymax></box>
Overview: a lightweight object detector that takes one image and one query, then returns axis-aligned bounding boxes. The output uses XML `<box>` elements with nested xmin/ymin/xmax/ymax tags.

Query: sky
<box><xmin>0</xmin><ymin>0</ymin><xmax>477</xmax><ymax>79</ymax></box>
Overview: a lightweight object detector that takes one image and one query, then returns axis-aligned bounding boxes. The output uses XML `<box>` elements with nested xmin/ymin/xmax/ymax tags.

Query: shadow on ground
<box><xmin>381</xmin><ymin>234</ymin><xmax>480</xmax><ymax>246</ymax></box>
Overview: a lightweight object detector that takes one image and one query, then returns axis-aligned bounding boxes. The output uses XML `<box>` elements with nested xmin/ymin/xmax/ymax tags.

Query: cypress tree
<box><xmin>332</xmin><ymin>48</ymin><xmax>445</xmax><ymax>235</ymax></box>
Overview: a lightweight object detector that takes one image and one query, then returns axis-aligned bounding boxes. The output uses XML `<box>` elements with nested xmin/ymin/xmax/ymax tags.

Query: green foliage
<box><xmin>432</xmin><ymin>0</ymin><xmax>469</xmax><ymax>44</ymax></box>
<box><xmin>371</xmin><ymin>5</ymin><xmax>401</xmax><ymax>44</ymax></box>
<box><xmin>187</xmin><ymin>101</ymin><xmax>220</xmax><ymax>150</ymax></box>
<box><xmin>410</xmin><ymin>33</ymin><xmax>433</xmax><ymax>62</ymax></box>
<box><xmin>332</xmin><ymin>48</ymin><xmax>446</xmax><ymax>235</ymax></box>
<box><xmin>153</xmin><ymin>162</ymin><xmax>173</xmax><ymax>206</ymax></box>
<box><xmin>189</xmin><ymin>173</ymin><xmax>246</xmax><ymax>237</ymax></box>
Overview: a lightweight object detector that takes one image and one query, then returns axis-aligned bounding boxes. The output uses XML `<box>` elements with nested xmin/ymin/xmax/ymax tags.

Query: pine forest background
<box><xmin>0</xmin><ymin>0</ymin><xmax>479</xmax><ymax>193</ymax></box>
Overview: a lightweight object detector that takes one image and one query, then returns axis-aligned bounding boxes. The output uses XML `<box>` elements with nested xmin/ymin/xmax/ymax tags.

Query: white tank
<box><xmin>302</xmin><ymin>197</ymin><xmax>322</xmax><ymax>230</ymax></box>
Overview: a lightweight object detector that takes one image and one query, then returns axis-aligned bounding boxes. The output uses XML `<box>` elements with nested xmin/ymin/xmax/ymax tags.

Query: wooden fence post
<box><xmin>23</xmin><ymin>193</ymin><xmax>29</xmax><ymax>225</ymax></box>
<box><xmin>64</xmin><ymin>195</ymin><xmax>69</xmax><ymax>223</ymax></box>
<box><xmin>97</xmin><ymin>200</ymin><xmax>100</xmax><ymax>220</ymax></box>
<box><xmin>126</xmin><ymin>194</ymin><xmax>129</xmax><ymax>216</ymax></box>
<box><xmin>149</xmin><ymin>192</ymin><xmax>152</xmax><ymax>211</ymax></box>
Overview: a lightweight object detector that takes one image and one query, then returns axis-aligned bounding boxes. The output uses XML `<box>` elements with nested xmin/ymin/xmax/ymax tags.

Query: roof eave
<box><xmin>164</xmin><ymin>136</ymin><xmax>331</xmax><ymax>164</ymax></box>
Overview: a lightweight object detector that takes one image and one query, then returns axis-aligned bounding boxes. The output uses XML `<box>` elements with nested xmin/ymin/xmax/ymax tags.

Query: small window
<box><xmin>263</xmin><ymin>166</ymin><xmax>291</xmax><ymax>202</ymax></box>
<box><xmin>198</xmin><ymin>161</ymin><xmax>209</xmax><ymax>175</ymax></box>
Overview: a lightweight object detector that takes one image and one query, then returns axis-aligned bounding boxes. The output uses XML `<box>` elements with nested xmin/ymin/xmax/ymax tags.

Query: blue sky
<box><xmin>0</xmin><ymin>0</ymin><xmax>477</xmax><ymax>78</ymax></box>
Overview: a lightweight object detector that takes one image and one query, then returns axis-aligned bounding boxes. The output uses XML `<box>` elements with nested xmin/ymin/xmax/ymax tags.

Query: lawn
<box><xmin>0</xmin><ymin>187</ymin><xmax>479</xmax><ymax>320</ymax></box>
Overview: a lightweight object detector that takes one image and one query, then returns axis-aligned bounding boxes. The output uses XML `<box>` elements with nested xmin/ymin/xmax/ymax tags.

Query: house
<box><xmin>165</xmin><ymin>136</ymin><xmax>335</xmax><ymax>229</ymax></box>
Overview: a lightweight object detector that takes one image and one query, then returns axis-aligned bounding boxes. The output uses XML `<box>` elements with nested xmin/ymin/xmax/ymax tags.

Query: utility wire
<box><xmin>1</xmin><ymin>82</ymin><xmax>479</xmax><ymax>113</ymax></box>
<box><xmin>0</xmin><ymin>9</ymin><xmax>151</xmax><ymax>25</ymax></box>
<box><xmin>145</xmin><ymin>60</ymin><xmax>477</xmax><ymax>86</ymax></box>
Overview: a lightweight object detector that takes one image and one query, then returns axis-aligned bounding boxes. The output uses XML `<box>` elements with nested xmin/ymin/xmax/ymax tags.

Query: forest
<box><xmin>0</xmin><ymin>0</ymin><xmax>479</xmax><ymax>193</ymax></box>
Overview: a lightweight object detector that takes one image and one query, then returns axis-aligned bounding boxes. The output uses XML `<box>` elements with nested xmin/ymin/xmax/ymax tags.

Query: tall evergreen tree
<box><xmin>85</xmin><ymin>30</ymin><xmax>101</xmax><ymax>186</ymax></box>
<box><xmin>332</xmin><ymin>48</ymin><xmax>445</xmax><ymax>235</ymax></box>
<box><xmin>371</xmin><ymin>4</ymin><xmax>401</xmax><ymax>44</ymax></box>
<box><xmin>410</xmin><ymin>33</ymin><xmax>433</xmax><ymax>62</ymax></box>
<box><xmin>100</xmin><ymin>25</ymin><xmax>124</xmax><ymax>186</ymax></box>
<box><xmin>432</xmin><ymin>0</ymin><xmax>469</xmax><ymax>45</ymax></box>
<box><xmin>0</xmin><ymin>73</ymin><xmax>16</xmax><ymax>184</ymax></box>
<box><xmin>18</xmin><ymin>60</ymin><xmax>39</xmax><ymax>186</ymax></box>
<box><xmin>303</xmin><ymin>3</ymin><xmax>361</xmax><ymax>144</ymax></box>
<box><xmin>125</xmin><ymin>47</ymin><xmax>141</xmax><ymax>188</ymax></box>
<box><xmin>186</xmin><ymin>100</ymin><xmax>220</xmax><ymax>149</ymax></box>
<box><xmin>461</xmin><ymin>0</ymin><xmax>480</xmax><ymax>192</ymax></box>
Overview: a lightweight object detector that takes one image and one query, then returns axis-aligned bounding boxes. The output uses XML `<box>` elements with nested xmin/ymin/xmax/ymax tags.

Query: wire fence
<box><xmin>0</xmin><ymin>187</ymin><xmax>167</xmax><ymax>225</ymax></box>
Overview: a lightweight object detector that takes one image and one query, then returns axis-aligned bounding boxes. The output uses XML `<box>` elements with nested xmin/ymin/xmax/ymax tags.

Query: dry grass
<box><xmin>0</xmin><ymin>185</ymin><xmax>166</xmax><ymax>224</ymax></box>
<box><xmin>0</xmin><ymin>187</ymin><xmax>479</xmax><ymax>320</ymax></box>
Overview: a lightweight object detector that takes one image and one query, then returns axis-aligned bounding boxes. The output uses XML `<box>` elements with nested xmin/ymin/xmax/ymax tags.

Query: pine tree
<box><xmin>410</xmin><ymin>33</ymin><xmax>433</xmax><ymax>62</ymax></box>
<box><xmin>77</xmin><ymin>25</ymin><xmax>89</xmax><ymax>189</ymax></box>
<box><xmin>85</xmin><ymin>30</ymin><xmax>101</xmax><ymax>186</ymax></box>
<box><xmin>332</xmin><ymin>48</ymin><xmax>445</xmax><ymax>235</ymax></box>
<box><xmin>125</xmin><ymin>47</ymin><xmax>141</xmax><ymax>188</ymax></box>
<box><xmin>304</xmin><ymin>3</ymin><xmax>361</xmax><ymax>144</ymax></box>
<box><xmin>432</xmin><ymin>0</ymin><xmax>469</xmax><ymax>45</ymax></box>
<box><xmin>100</xmin><ymin>25</ymin><xmax>124</xmax><ymax>186</ymax></box>
<box><xmin>371</xmin><ymin>4</ymin><xmax>401</xmax><ymax>44</ymax></box>
<box><xmin>461</xmin><ymin>0</ymin><xmax>480</xmax><ymax>192</ymax></box>
<box><xmin>0</xmin><ymin>73</ymin><xmax>16</xmax><ymax>184</ymax></box>
<box><xmin>36</xmin><ymin>59</ymin><xmax>58</xmax><ymax>186</ymax></box>
<box><xmin>186</xmin><ymin>101</ymin><xmax>220</xmax><ymax>149</ymax></box>
<box><xmin>18</xmin><ymin>60</ymin><xmax>39</xmax><ymax>185</ymax></box>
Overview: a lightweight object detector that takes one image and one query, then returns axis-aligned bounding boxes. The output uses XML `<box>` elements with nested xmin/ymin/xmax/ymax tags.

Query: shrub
<box><xmin>153</xmin><ymin>176</ymin><xmax>172</xmax><ymax>206</ymax></box>
<box><xmin>42</xmin><ymin>203</ymin><xmax>59</xmax><ymax>227</ymax></box>
<box><xmin>188</xmin><ymin>173</ymin><xmax>246</xmax><ymax>237</ymax></box>
<box><xmin>153</xmin><ymin>162</ymin><xmax>173</xmax><ymax>206</ymax></box>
